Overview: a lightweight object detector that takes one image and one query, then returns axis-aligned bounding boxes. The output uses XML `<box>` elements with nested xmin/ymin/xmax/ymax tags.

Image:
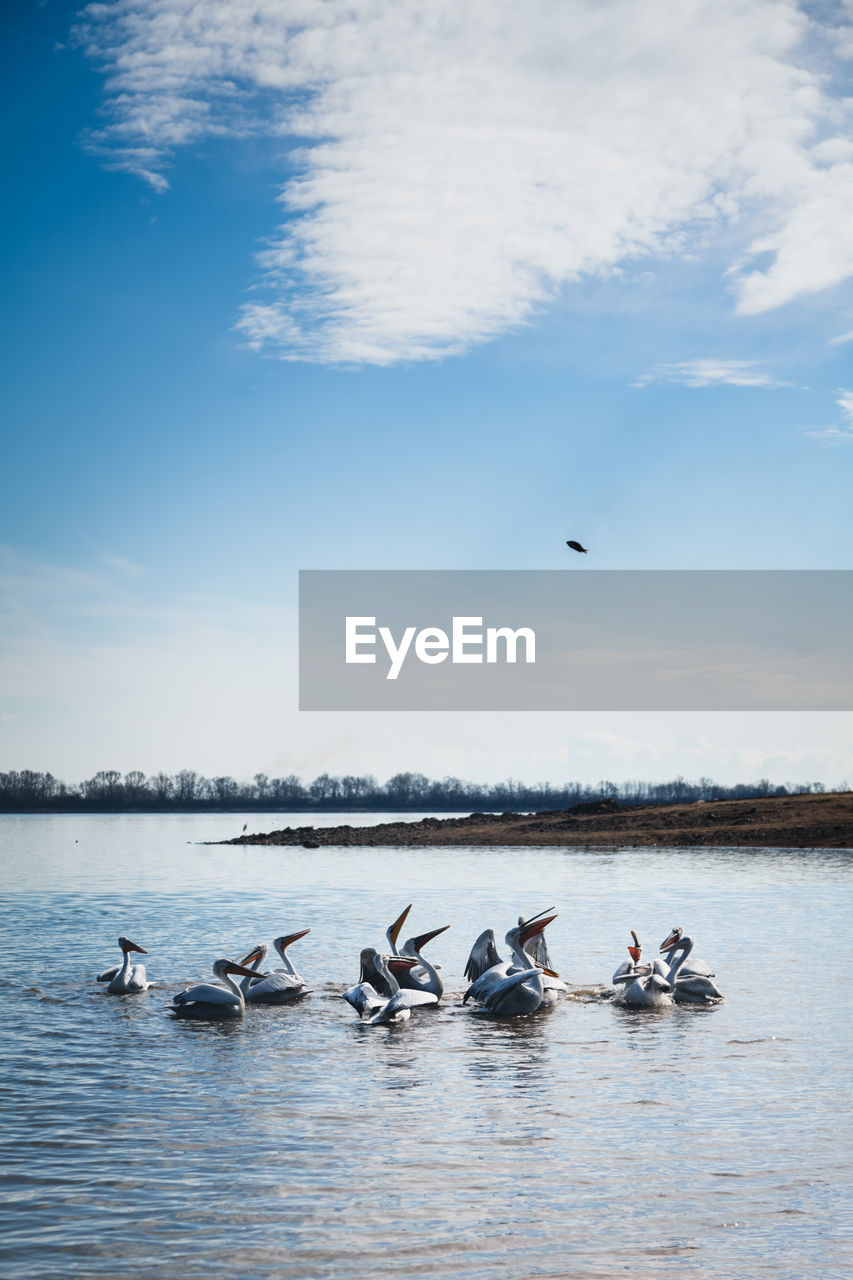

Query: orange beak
<box><xmin>225</xmin><ymin>960</ymin><xmax>270</xmax><ymax>980</ymax></box>
<box><xmin>387</xmin><ymin>905</ymin><xmax>412</xmax><ymax>946</ymax></box>
<box><xmin>411</xmin><ymin>925</ymin><xmax>450</xmax><ymax>950</ymax></box>
<box><xmin>278</xmin><ymin>928</ymin><xmax>310</xmax><ymax>951</ymax></box>
<box><xmin>519</xmin><ymin>913</ymin><xmax>558</xmax><ymax>947</ymax></box>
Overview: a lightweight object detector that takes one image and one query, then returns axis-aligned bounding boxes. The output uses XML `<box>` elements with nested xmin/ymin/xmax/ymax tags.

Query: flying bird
<box><xmin>566</xmin><ymin>540</ymin><xmax>588</xmax><ymax>554</ymax></box>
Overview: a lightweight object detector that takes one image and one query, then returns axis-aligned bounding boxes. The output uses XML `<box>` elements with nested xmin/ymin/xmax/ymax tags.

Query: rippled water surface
<box><xmin>1</xmin><ymin>813</ymin><xmax>851</xmax><ymax>1279</ymax></box>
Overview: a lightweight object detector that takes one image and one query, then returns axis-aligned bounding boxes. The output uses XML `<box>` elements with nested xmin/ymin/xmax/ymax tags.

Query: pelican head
<box><xmin>509</xmin><ymin>912</ymin><xmax>558</xmax><ymax>951</ymax></box>
<box><xmin>274</xmin><ymin>928</ymin><xmax>310</xmax><ymax>952</ymax></box>
<box><xmin>357</xmin><ymin>947</ymin><xmax>379</xmax><ymax>982</ymax></box>
<box><xmin>238</xmin><ymin>943</ymin><xmax>268</xmax><ymax>969</ymax></box>
<box><xmin>118</xmin><ymin>936</ymin><xmax>148</xmax><ymax>955</ymax></box>
<box><xmin>660</xmin><ymin>926</ymin><xmax>685</xmax><ymax>953</ymax></box>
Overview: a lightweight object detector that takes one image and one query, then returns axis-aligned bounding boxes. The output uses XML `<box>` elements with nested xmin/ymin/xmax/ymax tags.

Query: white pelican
<box><xmin>660</xmin><ymin>928</ymin><xmax>724</xmax><ymax>1003</ymax></box>
<box><xmin>244</xmin><ymin>930</ymin><xmax>310</xmax><ymax>1004</ymax></box>
<box><xmin>366</xmin><ymin>954</ymin><xmax>440</xmax><ymax>1026</ymax></box>
<box><xmin>612</xmin><ymin>964</ymin><xmax>674</xmax><ymax>1008</ymax></box>
<box><xmin>398</xmin><ymin>925</ymin><xmax>449</xmax><ymax>998</ymax></box>
<box><xmin>170</xmin><ymin>958</ymin><xmax>266</xmax><ymax>1019</ymax></box>
<box><xmin>463</xmin><ymin>913</ymin><xmax>564</xmax><ymax>1014</ymax></box>
<box><xmin>97</xmin><ymin>937</ymin><xmax>150</xmax><ymax>994</ymax></box>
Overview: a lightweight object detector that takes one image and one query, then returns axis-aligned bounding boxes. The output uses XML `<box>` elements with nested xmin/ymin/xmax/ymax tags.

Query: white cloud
<box><xmin>634</xmin><ymin>359</ymin><xmax>791</xmax><ymax>389</ymax></box>
<box><xmin>70</xmin><ymin>0</ymin><xmax>853</xmax><ymax>363</ymax></box>
<box><xmin>805</xmin><ymin>387</ymin><xmax>853</xmax><ymax>443</ymax></box>
<box><xmin>830</xmin><ymin>328</ymin><xmax>853</xmax><ymax>345</ymax></box>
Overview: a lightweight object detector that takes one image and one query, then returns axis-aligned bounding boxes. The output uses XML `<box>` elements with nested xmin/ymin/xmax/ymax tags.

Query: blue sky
<box><xmin>2</xmin><ymin>0</ymin><xmax>852</xmax><ymax>787</ymax></box>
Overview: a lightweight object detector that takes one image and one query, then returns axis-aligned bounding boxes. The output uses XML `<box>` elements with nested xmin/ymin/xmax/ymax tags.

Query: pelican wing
<box><xmin>172</xmin><ymin>982</ymin><xmax>239</xmax><ymax>1007</ymax></box>
<box><xmin>126</xmin><ymin>964</ymin><xmax>149</xmax><ymax>991</ymax></box>
<box><xmin>463</xmin><ymin>962</ymin><xmax>513</xmax><ymax>1006</ymax></box>
<box><xmin>674</xmin><ymin>974</ymin><xmax>724</xmax><ymax>1003</ymax></box>
<box><xmin>246</xmin><ymin>970</ymin><xmax>306</xmax><ymax>1002</ymax></box>
<box><xmin>482</xmin><ymin>968</ymin><xmax>545</xmax><ymax>1017</ymax></box>
<box><xmin>96</xmin><ymin>965</ymin><xmax>120</xmax><ymax>983</ymax></box>
<box><xmin>399</xmin><ymin>988</ymin><xmax>439</xmax><ymax>1010</ymax></box>
<box><xmin>343</xmin><ymin>981</ymin><xmax>384</xmax><ymax>1017</ymax></box>
<box><xmin>464</xmin><ymin>930</ymin><xmax>502</xmax><ymax>982</ymax></box>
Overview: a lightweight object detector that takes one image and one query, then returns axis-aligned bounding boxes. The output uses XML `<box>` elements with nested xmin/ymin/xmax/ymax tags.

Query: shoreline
<box><xmin>219</xmin><ymin>791</ymin><xmax>853</xmax><ymax>850</ymax></box>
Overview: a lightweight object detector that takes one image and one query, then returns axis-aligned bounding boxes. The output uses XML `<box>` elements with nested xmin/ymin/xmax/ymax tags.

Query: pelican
<box><xmin>611</xmin><ymin>930</ymin><xmax>644</xmax><ymax>984</ymax></box>
<box><xmin>366</xmin><ymin>954</ymin><xmax>440</xmax><ymax>1026</ymax></box>
<box><xmin>244</xmin><ymin>930</ymin><xmax>310</xmax><ymax>1004</ymax></box>
<box><xmin>660</xmin><ymin>928</ymin><xmax>724</xmax><ymax>1003</ymax></box>
<box><xmin>463</xmin><ymin>913</ymin><xmax>564</xmax><ymax>1014</ymax></box>
<box><xmin>612</xmin><ymin>964</ymin><xmax>674</xmax><ymax>1008</ymax></box>
<box><xmin>398</xmin><ymin>925</ymin><xmax>449</xmax><ymax>998</ymax></box>
<box><xmin>169</xmin><ymin>958</ymin><xmax>266</xmax><ymax>1019</ymax></box>
<box><xmin>97</xmin><ymin>937</ymin><xmax>150</xmax><ymax>994</ymax></box>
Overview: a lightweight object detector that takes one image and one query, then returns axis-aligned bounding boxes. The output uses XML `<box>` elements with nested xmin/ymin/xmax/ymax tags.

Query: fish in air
<box><xmin>566</xmin><ymin>540</ymin><xmax>588</xmax><ymax>554</ymax></box>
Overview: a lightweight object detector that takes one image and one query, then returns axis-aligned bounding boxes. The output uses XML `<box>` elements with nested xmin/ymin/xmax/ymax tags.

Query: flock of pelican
<box><xmin>96</xmin><ymin>906</ymin><xmax>724</xmax><ymax>1022</ymax></box>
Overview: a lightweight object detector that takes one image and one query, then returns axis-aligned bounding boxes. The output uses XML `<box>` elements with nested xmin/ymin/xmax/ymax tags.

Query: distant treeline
<box><xmin>0</xmin><ymin>768</ymin><xmax>845</xmax><ymax>814</ymax></box>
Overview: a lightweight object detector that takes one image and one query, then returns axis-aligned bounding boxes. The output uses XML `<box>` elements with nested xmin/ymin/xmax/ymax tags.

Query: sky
<box><xmin>1</xmin><ymin>0</ymin><xmax>852</xmax><ymax>789</ymax></box>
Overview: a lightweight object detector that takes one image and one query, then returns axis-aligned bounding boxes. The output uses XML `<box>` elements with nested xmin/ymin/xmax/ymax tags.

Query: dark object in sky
<box><xmin>566</xmin><ymin>540</ymin><xmax>588</xmax><ymax>554</ymax></box>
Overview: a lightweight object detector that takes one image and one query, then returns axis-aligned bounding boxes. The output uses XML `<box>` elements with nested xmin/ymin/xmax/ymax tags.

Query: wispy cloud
<box><xmin>96</xmin><ymin>551</ymin><xmax>147</xmax><ymax>578</ymax></box>
<box><xmin>805</xmin><ymin>389</ymin><xmax>853</xmax><ymax>444</ymax></box>
<box><xmin>830</xmin><ymin>329</ymin><xmax>853</xmax><ymax>346</ymax></box>
<box><xmin>76</xmin><ymin>0</ymin><xmax>853</xmax><ymax>364</ymax></box>
<box><xmin>634</xmin><ymin>359</ymin><xmax>791</xmax><ymax>389</ymax></box>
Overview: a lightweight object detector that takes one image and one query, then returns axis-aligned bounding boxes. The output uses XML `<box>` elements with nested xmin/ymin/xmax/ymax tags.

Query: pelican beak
<box><xmin>387</xmin><ymin>905</ymin><xmax>412</xmax><ymax>946</ymax></box>
<box><xmin>519</xmin><ymin>913</ymin><xmax>558</xmax><ymax>946</ymax></box>
<box><xmin>226</xmin><ymin>960</ymin><xmax>270</xmax><ymax>979</ymax></box>
<box><xmin>411</xmin><ymin>925</ymin><xmax>450</xmax><ymax>950</ymax></box>
<box><xmin>127</xmin><ymin>941</ymin><xmax>148</xmax><ymax>954</ymax></box>
<box><xmin>539</xmin><ymin>965</ymin><xmax>560</xmax><ymax>978</ymax></box>
<box><xmin>278</xmin><ymin>928</ymin><xmax>310</xmax><ymax>950</ymax></box>
<box><xmin>628</xmin><ymin>946</ymin><xmax>642</xmax><ymax>963</ymax></box>
<box><xmin>521</xmin><ymin>906</ymin><xmax>556</xmax><ymax>927</ymax></box>
<box><xmin>238</xmin><ymin>945</ymin><xmax>265</xmax><ymax>968</ymax></box>
<box><xmin>659</xmin><ymin>929</ymin><xmax>680</xmax><ymax>952</ymax></box>
<box><xmin>388</xmin><ymin>956</ymin><xmax>418</xmax><ymax>973</ymax></box>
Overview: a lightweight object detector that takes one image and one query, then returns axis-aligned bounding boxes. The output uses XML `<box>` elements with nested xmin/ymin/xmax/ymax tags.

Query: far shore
<box><xmin>219</xmin><ymin>791</ymin><xmax>853</xmax><ymax>850</ymax></box>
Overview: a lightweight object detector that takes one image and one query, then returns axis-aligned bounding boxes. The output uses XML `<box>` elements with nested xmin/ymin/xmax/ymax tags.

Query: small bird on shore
<box><xmin>566</xmin><ymin>540</ymin><xmax>588</xmax><ymax>554</ymax></box>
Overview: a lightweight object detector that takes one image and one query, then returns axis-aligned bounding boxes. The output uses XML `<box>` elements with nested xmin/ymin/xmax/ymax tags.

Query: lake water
<box><xmin>0</xmin><ymin>813</ymin><xmax>851</xmax><ymax>1279</ymax></box>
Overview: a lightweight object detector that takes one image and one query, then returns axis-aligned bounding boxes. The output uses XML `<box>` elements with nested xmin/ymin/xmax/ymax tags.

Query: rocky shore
<box><xmin>220</xmin><ymin>791</ymin><xmax>853</xmax><ymax>849</ymax></box>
